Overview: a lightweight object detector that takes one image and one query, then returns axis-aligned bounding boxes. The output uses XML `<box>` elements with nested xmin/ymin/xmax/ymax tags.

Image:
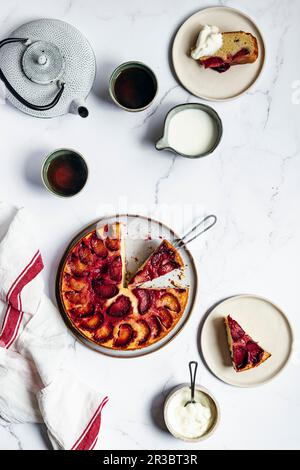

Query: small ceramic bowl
<box><xmin>164</xmin><ymin>383</ymin><xmax>220</xmax><ymax>442</ymax></box>
<box><xmin>41</xmin><ymin>148</ymin><xmax>88</xmax><ymax>198</ymax></box>
<box><xmin>109</xmin><ymin>61</ymin><xmax>158</xmax><ymax>112</ymax></box>
<box><xmin>155</xmin><ymin>103</ymin><xmax>223</xmax><ymax>159</ymax></box>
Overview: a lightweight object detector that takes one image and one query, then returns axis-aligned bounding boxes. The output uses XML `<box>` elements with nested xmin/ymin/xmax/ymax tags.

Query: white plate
<box><xmin>172</xmin><ymin>6</ymin><xmax>265</xmax><ymax>101</ymax></box>
<box><xmin>57</xmin><ymin>214</ymin><xmax>198</xmax><ymax>358</ymax></box>
<box><xmin>201</xmin><ymin>295</ymin><xmax>293</xmax><ymax>387</ymax></box>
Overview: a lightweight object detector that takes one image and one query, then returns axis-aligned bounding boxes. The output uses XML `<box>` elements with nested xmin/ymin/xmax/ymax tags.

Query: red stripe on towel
<box><xmin>6</xmin><ymin>250</ymin><xmax>41</xmax><ymax>302</ymax></box>
<box><xmin>0</xmin><ymin>251</ymin><xmax>43</xmax><ymax>348</ymax></box>
<box><xmin>5</xmin><ymin>294</ymin><xmax>23</xmax><ymax>350</ymax></box>
<box><xmin>72</xmin><ymin>397</ymin><xmax>109</xmax><ymax>451</ymax></box>
<box><xmin>9</xmin><ymin>251</ymin><xmax>43</xmax><ymax>309</ymax></box>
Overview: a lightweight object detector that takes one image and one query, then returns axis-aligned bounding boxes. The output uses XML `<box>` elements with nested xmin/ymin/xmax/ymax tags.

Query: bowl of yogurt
<box><xmin>155</xmin><ymin>103</ymin><xmax>222</xmax><ymax>159</ymax></box>
<box><xmin>164</xmin><ymin>384</ymin><xmax>220</xmax><ymax>442</ymax></box>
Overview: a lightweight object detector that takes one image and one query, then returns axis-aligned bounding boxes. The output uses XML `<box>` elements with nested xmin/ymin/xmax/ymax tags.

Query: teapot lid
<box><xmin>22</xmin><ymin>40</ymin><xmax>65</xmax><ymax>85</ymax></box>
<box><xmin>0</xmin><ymin>18</ymin><xmax>96</xmax><ymax>118</ymax></box>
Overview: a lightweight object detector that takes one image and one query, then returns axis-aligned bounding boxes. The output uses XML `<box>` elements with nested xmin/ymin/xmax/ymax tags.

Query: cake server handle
<box><xmin>173</xmin><ymin>214</ymin><xmax>217</xmax><ymax>249</ymax></box>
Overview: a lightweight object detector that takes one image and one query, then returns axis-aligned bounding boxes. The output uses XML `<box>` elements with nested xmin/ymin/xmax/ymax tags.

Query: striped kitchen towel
<box><xmin>0</xmin><ymin>202</ymin><xmax>108</xmax><ymax>450</ymax></box>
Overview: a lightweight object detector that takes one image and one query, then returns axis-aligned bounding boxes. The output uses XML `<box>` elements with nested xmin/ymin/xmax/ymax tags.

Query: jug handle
<box><xmin>0</xmin><ymin>37</ymin><xmax>65</xmax><ymax>111</ymax></box>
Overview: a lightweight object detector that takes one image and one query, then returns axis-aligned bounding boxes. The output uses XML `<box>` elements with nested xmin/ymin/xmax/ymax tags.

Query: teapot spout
<box><xmin>70</xmin><ymin>99</ymin><xmax>89</xmax><ymax>118</ymax></box>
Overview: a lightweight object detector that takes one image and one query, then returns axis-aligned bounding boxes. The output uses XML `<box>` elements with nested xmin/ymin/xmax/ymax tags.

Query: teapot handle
<box><xmin>0</xmin><ymin>37</ymin><xmax>65</xmax><ymax>111</ymax></box>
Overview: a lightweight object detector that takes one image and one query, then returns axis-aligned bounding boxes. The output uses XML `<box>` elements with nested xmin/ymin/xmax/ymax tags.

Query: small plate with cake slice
<box><xmin>56</xmin><ymin>214</ymin><xmax>198</xmax><ymax>358</ymax></box>
<box><xmin>201</xmin><ymin>295</ymin><xmax>293</xmax><ymax>387</ymax></box>
<box><xmin>172</xmin><ymin>6</ymin><xmax>265</xmax><ymax>101</ymax></box>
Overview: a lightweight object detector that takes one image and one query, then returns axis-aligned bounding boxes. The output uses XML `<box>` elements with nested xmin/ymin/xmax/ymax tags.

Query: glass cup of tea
<box><xmin>41</xmin><ymin>148</ymin><xmax>88</xmax><ymax>197</ymax></box>
<box><xmin>109</xmin><ymin>61</ymin><xmax>158</xmax><ymax>112</ymax></box>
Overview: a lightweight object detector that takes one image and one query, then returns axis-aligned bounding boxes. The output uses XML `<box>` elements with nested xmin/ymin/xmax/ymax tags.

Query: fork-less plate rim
<box><xmin>200</xmin><ymin>294</ymin><xmax>293</xmax><ymax>387</ymax></box>
<box><xmin>56</xmin><ymin>214</ymin><xmax>198</xmax><ymax>358</ymax></box>
<box><xmin>172</xmin><ymin>6</ymin><xmax>266</xmax><ymax>101</ymax></box>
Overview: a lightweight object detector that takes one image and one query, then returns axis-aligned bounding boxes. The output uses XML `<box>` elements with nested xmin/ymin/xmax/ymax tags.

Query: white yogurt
<box><xmin>166</xmin><ymin>387</ymin><xmax>214</xmax><ymax>440</ymax></box>
<box><xmin>167</xmin><ymin>108</ymin><xmax>218</xmax><ymax>157</ymax></box>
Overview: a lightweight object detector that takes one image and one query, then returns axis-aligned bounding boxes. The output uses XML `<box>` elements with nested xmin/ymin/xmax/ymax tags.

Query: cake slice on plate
<box><xmin>224</xmin><ymin>315</ymin><xmax>271</xmax><ymax>372</ymax></box>
<box><xmin>191</xmin><ymin>26</ymin><xmax>258</xmax><ymax>73</ymax></box>
<box><xmin>128</xmin><ymin>239</ymin><xmax>184</xmax><ymax>287</ymax></box>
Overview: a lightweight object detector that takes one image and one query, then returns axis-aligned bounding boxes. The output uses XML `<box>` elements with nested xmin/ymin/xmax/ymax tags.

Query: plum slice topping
<box><xmin>227</xmin><ymin>316</ymin><xmax>245</xmax><ymax>341</ymax></box>
<box><xmin>161</xmin><ymin>293</ymin><xmax>180</xmax><ymax>313</ymax></box>
<box><xmin>78</xmin><ymin>245</ymin><xmax>94</xmax><ymax>265</ymax></box>
<box><xmin>158</xmin><ymin>308</ymin><xmax>173</xmax><ymax>329</ymax></box>
<box><xmin>149</xmin><ymin>315</ymin><xmax>162</xmax><ymax>338</ymax></box>
<box><xmin>90</xmin><ymin>234</ymin><xmax>108</xmax><ymax>258</ymax></box>
<box><xmin>114</xmin><ymin>323</ymin><xmax>135</xmax><ymax>348</ymax></box>
<box><xmin>227</xmin><ymin>316</ymin><xmax>267</xmax><ymax>370</ymax></box>
<box><xmin>233</xmin><ymin>345</ymin><xmax>248</xmax><ymax>370</ymax></box>
<box><xmin>107</xmin><ymin>295</ymin><xmax>131</xmax><ymax>317</ymax></box>
<box><xmin>137</xmin><ymin>319</ymin><xmax>151</xmax><ymax>345</ymax></box>
<box><xmin>105</xmin><ymin>237</ymin><xmax>120</xmax><ymax>252</ymax></box>
<box><xmin>79</xmin><ymin>313</ymin><xmax>104</xmax><ymax>331</ymax></box>
<box><xmin>94</xmin><ymin>322</ymin><xmax>114</xmax><ymax>343</ymax></box>
<box><xmin>68</xmin><ymin>254</ymin><xmax>88</xmax><ymax>276</ymax></box>
<box><xmin>65</xmin><ymin>274</ymin><xmax>88</xmax><ymax>292</ymax></box>
<box><xmin>70</xmin><ymin>303</ymin><xmax>94</xmax><ymax>318</ymax></box>
<box><xmin>109</xmin><ymin>255</ymin><xmax>122</xmax><ymax>282</ymax></box>
<box><xmin>93</xmin><ymin>280</ymin><xmax>119</xmax><ymax>299</ymax></box>
<box><xmin>65</xmin><ymin>290</ymin><xmax>90</xmax><ymax>305</ymax></box>
<box><xmin>133</xmin><ymin>288</ymin><xmax>152</xmax><ymax>314</ymax></box>
<box><xmin>246</xmin><ymin>341</ymin><xmax>264</xmax><ymax>366</ymax></box>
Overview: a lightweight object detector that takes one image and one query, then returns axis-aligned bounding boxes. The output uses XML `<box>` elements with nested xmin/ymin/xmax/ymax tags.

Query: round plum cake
<box><xmin>59</xmin><ymin>222</ymin><xmax>189</xmax><ymax>350</ymax></box>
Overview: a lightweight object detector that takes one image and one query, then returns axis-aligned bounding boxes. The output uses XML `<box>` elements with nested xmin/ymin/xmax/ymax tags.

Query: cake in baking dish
<box><xmin>59</xmin><ymin>223</ymin><xmax>188</xmax><ymax>350</ymax></box>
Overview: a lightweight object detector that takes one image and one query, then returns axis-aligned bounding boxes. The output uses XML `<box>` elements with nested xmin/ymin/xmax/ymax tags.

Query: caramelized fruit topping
<box><xmin>109</xmin><ymin>256</ymin><xmax>122</xmax><ymax>282</ymax></box>
<box><xmin>65</xmin><ymin>290</ymin><xmax>90</xmax><ymax>305</ymax></box>
<box><xmin>114</xmin><ymin>323</ymin><xmax>135</xmax><ymax>348</ymax></box>
<box><xmin>70</xmin><ymin>303</ymin><xmax>94</xmax><ymax>318</ymax></box>
<box><xmin>105</xmin><ymin>237</ymin><xmax>120</xmax><ymax>252</ymax></box>
<box><xmin>133</xmin><ymin>288</ymin><xmax>152</xmax><ymax>314</ymax></box>
<box><xmin>62</xmin><ymin>226</ymin><xmax>187</xmax><ymax>350</ymax></box>
<box><xmin>90</xmin><ymin>234</ymin><xmax>108</xmax><ymax>258</ymax></box>
<box><xmin>149</xmin><ymin>315</ymin><xmax>162</xmax><ymax>338</ymax></box>
<box><xmin>161</xmin><ymin>293</ymin><xmax>180</xmax><ymax>313</ymax></box>
<box><xmin>232</xmin><ymin>48</ymin><xmax>250</xmax><ymax>62</ymax></box>
<box><xmin>246</xmin><ymin>341</ymin><xmax>264</xmax><ymax>365</ymax></box>
<box><xmin>93</xmin><ymin>280</ymin><xmax>119</xmax><ymax>299</ymax></box>
<box><xmin>157</xmin><ymin>308</ymin><xmax>173</xmax><ymax>329</ymax></box>
<box><xmin>94</xmin><ymin>323</ymin><xmax>114</xmax><ymax>343</ymax></box>
<box><xmin>78</xmin><ymin>245</ymin><xmax>95</xmax><ymax>265</ymax></box>
<box><xmin>68</xmin><ymin>255</ymin><xmax>88</xmax><ymax>276</ymax></box>
<box><xmin>79</xmin><ymin>314</ymin><xmax>104</xmax><ymax>331</ymax></box>
<box><xmin>66</xmin><ymin>274</ymin><xmax>88</xmax><ymax>292</ymax></box>
<box><xmin>130</xmin><ymin>240</ymin><xmax>180</xmax><ymax>285</ymax></box>
<box><xmin>233</xmin><ymin>345</ymin><xmax>248</xmax><ymax>370</ymax></box>
<box><xmin>137</xmin><ymin>319</ymin><xmax>151</xmax><ymax>345</ymax></box>
<box><xmin>227</xmin><ymin>316</ymin><xmax>245</xmax><ymax>341</ymax></box>
<box><xmin>201</xmin><ymin>48</ymin><xmax>250</xmax><ymax>73</ymax></box>
<box><xmin>107</xmin><ymin>295</ymin><xmax>131</xmax><ymax>317</ymax></box>
<box><xmin>228</xmin><ymin>316</ymin><xmax>265</xmax><ymax>370</ymax></box>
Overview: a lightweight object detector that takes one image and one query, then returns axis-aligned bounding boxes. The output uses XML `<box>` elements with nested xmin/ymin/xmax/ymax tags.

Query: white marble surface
<box><xmin>0</xmin><ymin>0</ymin><xmax>299</xmax><ymax>450</ymax></box>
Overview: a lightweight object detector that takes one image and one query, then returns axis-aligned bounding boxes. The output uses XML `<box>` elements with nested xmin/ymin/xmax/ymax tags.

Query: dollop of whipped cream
<box><xmin>191</xmin><ymin>25</ymin><xmax>223</xmax><ymax>60</ymax></box>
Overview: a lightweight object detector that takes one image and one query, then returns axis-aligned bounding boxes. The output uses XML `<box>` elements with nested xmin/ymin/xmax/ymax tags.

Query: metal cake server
<box><xmin>173</xmin><ymin>214</ymin><xmax>217</xmax><ymax>249</ymax></box>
